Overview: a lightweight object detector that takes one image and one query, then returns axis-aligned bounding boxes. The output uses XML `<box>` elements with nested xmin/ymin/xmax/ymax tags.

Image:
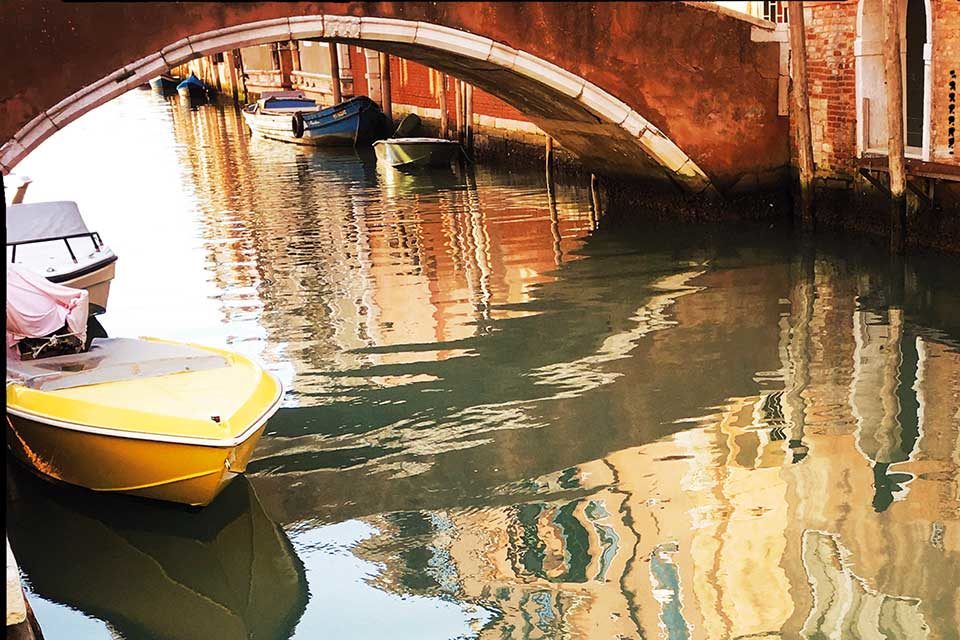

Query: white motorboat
<box><xmin>6</xmin><ymin>201</ymin><xmax>118</xmax><ymax>312</ymax></box>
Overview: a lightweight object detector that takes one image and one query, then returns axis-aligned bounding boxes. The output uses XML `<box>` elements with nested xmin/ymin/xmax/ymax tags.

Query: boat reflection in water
<box><xmin>6</xmin><ymin>463</ymin><xmax>308</xmax><ymax>640</ymax></box>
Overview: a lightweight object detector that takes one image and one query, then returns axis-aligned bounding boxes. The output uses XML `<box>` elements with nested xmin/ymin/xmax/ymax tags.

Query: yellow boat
<box><xmin>5</xmin><ymin>337</ymin><xmax>283</xmax><ymax>506</ymax></box>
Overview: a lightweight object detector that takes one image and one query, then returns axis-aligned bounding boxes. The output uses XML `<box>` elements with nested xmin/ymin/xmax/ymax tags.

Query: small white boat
<box><xmin>242</xmin><ymin>91</ymin><xmax>321</xmax><ymax>145</ymax></box>
<box><xmin>6</xmin><ymin>201</ymin><xmax>118</xmax><ymax>312</ymax></box>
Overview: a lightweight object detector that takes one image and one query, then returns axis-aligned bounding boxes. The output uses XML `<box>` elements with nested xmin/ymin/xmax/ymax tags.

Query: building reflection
<box><xmin>343</xmin><ymin>253</ymin><xmax>959</xmax><ymax>639</ymax></box>
<box><xmin>166</xmin><ymin>102</ymin><xmax>594</xmax><ymax>400</ymax></box>
<box><xmin>163</xmin><ymin>103</ymin><xmax>959</xmax><ymax>638</ymax></box>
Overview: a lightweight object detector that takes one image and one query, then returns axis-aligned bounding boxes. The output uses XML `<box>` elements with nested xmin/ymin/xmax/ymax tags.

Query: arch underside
<box><xmin>0</xmin><ymin>16</ymin><xmax>714</xmax><ymax>194</ymax></box>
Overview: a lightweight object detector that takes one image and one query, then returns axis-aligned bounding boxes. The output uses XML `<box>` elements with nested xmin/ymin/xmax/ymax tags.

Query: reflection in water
<box><xmin>801</xmin><ymin>530</ymin><xmax>929</xmax><ymax>638</ymax></box>
<box><xmin>8</xmin><ymin>91</ymin><xmax>960</xmax><ymax>639</ymax></box>
<box><xmin>6</xmin><ymin>465</ymin><xmax>308</xmax><ymax>640</ymax></box>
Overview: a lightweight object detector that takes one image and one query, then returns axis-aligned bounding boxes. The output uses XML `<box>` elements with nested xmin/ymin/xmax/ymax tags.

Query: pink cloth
<box><xmin>6</xmin><ymin>263</ymin><xmax>88</xmax><ymax>353</ymax></box>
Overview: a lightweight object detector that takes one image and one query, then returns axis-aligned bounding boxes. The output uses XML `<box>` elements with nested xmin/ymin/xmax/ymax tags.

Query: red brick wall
<box><xmin>932</xmin><ymin>0</ymin><xmax>959</xmax><ymax>163</ymax></box>
<box><xmin>804</xmin><ymin>0</ymin><xmax>959</xmax><ymax>175</ymax></box>
<box><xmin>344</xmin><ymin>45</ymin><xmax>368</xmax><ymax>98</ymax></box>
<box><xmin>386</xmin><ymin>56</ymin><xmax>531</xmax><ymax>124</ymax></box>
<box><xmin>804</xmin><ymin>1</ymin><xmax>859</xmax><ymax>178</ymax></box>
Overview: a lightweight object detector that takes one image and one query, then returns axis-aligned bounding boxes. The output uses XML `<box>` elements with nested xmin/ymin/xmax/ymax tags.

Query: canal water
<box><xmin>6</xmin><ymin>90</ymin><xmax>960</xmax><ymax>639</ymax></box>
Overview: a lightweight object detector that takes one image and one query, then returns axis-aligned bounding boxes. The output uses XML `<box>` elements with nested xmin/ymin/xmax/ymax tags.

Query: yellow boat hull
<box><xmin>6</xmin><ymin>414</ymin><xmax>265</xmax><ymax>506</ymax></box>
<box><xmin>5</xmin><ymin>337</ymin><xmax>282</xmax><ymax>506</ymax></box>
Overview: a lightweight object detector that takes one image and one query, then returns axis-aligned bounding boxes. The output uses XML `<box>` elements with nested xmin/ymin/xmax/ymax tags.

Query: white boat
<box><xmin>6</xmin><ymin>201</ymin><xmax>118</xmax><ymax>312</ymax></box>
<box><xmin>242</xmin><ymin>91</ymin><xmax>321</xmax><ymax>145</ymax></box>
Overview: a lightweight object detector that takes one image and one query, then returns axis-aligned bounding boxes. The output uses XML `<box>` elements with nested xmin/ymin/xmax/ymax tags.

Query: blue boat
<box><xmin>149</xmin><ymin>74</ymin><xmax>179</xmax><ymax>95</ymax></box>
<box><xmin>176</xmin><ymin>73</ymin><xmax>209</xmax><ymax>102</ymax></box>
<box><xmin>293</xmin><ymin>96</ymin><xmax>391</xmax><ymax>147</ymax></box>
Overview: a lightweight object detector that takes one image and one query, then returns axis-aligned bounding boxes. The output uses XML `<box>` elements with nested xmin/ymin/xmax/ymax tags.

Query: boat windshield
<box><xmin>6</xmin><ymin>338</ymin><xmax>229</xmax><ymax>391</ymax></box>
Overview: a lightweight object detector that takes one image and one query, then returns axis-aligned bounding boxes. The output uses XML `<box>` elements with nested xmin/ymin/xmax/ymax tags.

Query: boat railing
<box><xmin>8</xmin><ymin>231</ymin><xmax>104</xmax><ymax>264</ymax></box>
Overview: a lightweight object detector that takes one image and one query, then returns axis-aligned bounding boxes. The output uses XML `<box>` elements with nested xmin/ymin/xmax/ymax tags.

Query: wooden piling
<box><xmin>590</xmin><ymin>173</ymin><xmax>602</xmax><ymax>227</ymax></box>
<box><xmin>328</xmin><ymin>43</ymin><xmax>342</xmax><ymax>105</ymax></box>
<box><xmin>454</xmin><ymin>79</ymin><xmax>464</xmax><ymax>144</ymax></box>
<box><xmin>545</xmin><ymin>136</ymin><xmax>554</xmax><ymax>184</ymax></box>
<box><xmin>788</xmin><ymin>1</ymin><xmax>815</xmax><ymax>229</ymax></box>
<box><xmin>379</xmin><ymin>52</ymin><xmax>393</xmax><ymax>125</ymax></box>
<box><xmin>234</xmin><ymin>49</ymin><xmax>248</xmax><ymax>104</ymax></box>
<box><xmin>224</xmin><ymin>50</ymin><xmax>239</xmax><ymax>101</ymax></box>
<box><xmin>464</xmin><ymin>82</ymin><xmax>474</xmax><ymax>153</ymax></box>
<box><xmin>882</xmin><ymin>0</ymin><xmax>907</xmax><ymax>253</ymax></box>
<box><xmin>438</xmin><ymin>73</ymin><xmax>449</xmax><ymax>138</ymax></box>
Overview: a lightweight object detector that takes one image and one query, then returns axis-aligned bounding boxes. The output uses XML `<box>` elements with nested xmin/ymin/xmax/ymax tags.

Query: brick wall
<box><xmin>385</xmin><ymin>55</ymin><xmax>544</xmax><ymax>143</ymax></box>
<box><xmin>932</xmin><ymin>0</ymin><xmax>959</xmax><ymax>163</ymax></box>
<box><xmin>804</xmin><ymin>0</ymin><xmax>959</xmax><ymax>176</ymax></box>
<box><xmin>804</xmin><ymin>1</ymin><xmax>859</xmax><ymax>178</ymax></box>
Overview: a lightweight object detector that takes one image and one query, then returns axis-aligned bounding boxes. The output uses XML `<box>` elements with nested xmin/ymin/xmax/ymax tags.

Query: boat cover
<box><xmin>6</xmin><ymin>337</ymin><xmax>229</xmax><ymax>392</ymax></box>
<box><xmin>6</xmin><ymin>201</ymin><xmax>91</xmax><ymax>244</ymax></box>
<box><xmin>6</xmin><ymin>263</ymin><xmax>88</xmax><ymax>352</ymax></box>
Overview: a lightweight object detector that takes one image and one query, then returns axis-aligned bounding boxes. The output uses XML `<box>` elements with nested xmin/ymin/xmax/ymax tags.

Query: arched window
<box><xmin>904</xmin><ymin>0</ymin><xmax>927</xmax><ymax>150</ymax></box>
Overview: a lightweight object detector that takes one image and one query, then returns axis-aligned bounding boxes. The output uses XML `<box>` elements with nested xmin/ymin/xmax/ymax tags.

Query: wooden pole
<box><xmin>590</xmin><ymin>173</ymin><xmax>602</xmax><ymax>227</ymax></box>
<box><xmin>788</xmin><ymin>1</ymin><xmax>815</xmax><ymax>229</ymax></box>
<box><xmin>231</xmin><ymin>49</ymin><xmax>248</xmax><ymax>103</ymax></box>
<box><xmin>882</xmin><ymin>0</ymin><xmax>907</xmax><ymax>253</ymax></box>
<box><xmin>438</xmin><ymin>72</ymin><xmax>449</xmax><ymax>138</ymax></box>
<box><xmin>454</xmin><ymin>79</ymin><xmax>463</xmax><ymax>144</ymax></box>
<box><xmin>328</xmin><ymin>43</ymin><xmax>342</xmax><ymax>105</ymax></box>
<box><xmin>379</xmin><ymin>52</ymin><xmax>393</xmax><ymax>125</ymax></box>
<box><xmin>464</xmin><ymin>82</ymin><xmax>474</xmax><ymax>153</ymax></box>
<box><xmin>545</xmin><ymin>136</ymin><xmax>554</xmax><ymax>184</ymax></box>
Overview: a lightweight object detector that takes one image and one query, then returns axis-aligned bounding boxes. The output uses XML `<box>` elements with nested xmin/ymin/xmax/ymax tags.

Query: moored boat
<box><xmin>6</xmin><ymin>200</ymin><xmax>118</xmax><ymax>312</ymax></box>
<box><xmin>149</xmin><ymin>74</ymin><xmax>180</xmax><ymax>94</ymax></box>
<box><xmin>374</xmin><ymin>137</ymin><xmax>463</xmax><ymax>170</ymax></box>
<box><xmin>241</xmin><ymin>91</ymin><xmax>322</xmax><ymax>144</ymax></box>
<box><xmin>176</xmin><ymin>73</ymin><xmax>209</xmax><ymax>103</ymax></box>
<box><xmin>6</xmin><ymin>336</ymin><xmax>283</xmax><ymax>506</ymax></box>
<box><xmin>294</xmin><ymin>95</ymin><xmax>391</xmax><ymax>147</ymax></box>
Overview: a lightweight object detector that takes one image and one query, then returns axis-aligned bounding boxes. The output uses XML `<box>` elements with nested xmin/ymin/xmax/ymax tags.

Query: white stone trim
<box><xmin>1</xmin><ymin>14</ymin><xmax>714</xmax><ymax>192</ymax></box>
<box><xmin>361</xmin><ymin>17</ymin><xmax>418</xmax><ymax>44</ymax></box>
<box><xmin>323</xmin><ymin>15</ymin><xmax>360</xmax><ymax>40</ymax></box>
<box><xmin>289</xmin><ymin>15</ymin><xmax>325</xmax><ymax>40</ymax></box>
<box><xmin>190</xmin><ymin>18</ymin><xmax>291</xmax><ymax>56</ymax></box>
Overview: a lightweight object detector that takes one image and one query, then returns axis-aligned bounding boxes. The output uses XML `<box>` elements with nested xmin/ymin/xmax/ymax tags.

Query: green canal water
<box><xmin>6</xmin><ymin>90</ymin><xmax>960</xmax><ymax>639</ymax></box>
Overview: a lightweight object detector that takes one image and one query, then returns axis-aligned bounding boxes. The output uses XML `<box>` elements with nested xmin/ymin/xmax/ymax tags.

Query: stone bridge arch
<box><xmin>0</xmin><ymin>2</ymin><xmax>788</xmax><ymax>195</ymax></box>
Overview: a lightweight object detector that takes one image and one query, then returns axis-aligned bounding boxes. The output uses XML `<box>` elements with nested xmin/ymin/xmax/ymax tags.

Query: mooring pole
<box><xmin>464</xmin><ymin>82</ymin><xmax>474</xmax><ymax>154</ymax></box>
<box><xmin>788</xmin><ymin>1</ymin><xmax>815</xmax><ymax>230</ymax></box>
<box><xmin>589</xmin><ymin>173</ymin><xmax>602</xmax><ymax>229</ymax></box>
<box><xmin>328</xmin><ymin>43</ymin><xmax>342</xmax><ymax>105</ymax></box>
<box><xmin>235</xmin><ymin>48</ymin><xmax>249</xmax><ymax>104</ymax></box>
<box><xmin>379</xmin><ymin>52</ymin><xmax>393</xmax><ymax>125</ymax></box>
<box><xmin>545</xmin><ymin>136</ymin><xmax>554</xmax><ymax>184</ymax></box>
<box><xmin>438</xmin><ymin>72</ymin><xmax>449</xmax><ymax>138</ymax></box>
<box><xmin>882</xmin><ymin>0</ymin><xmax>907</xmax><ymax>254</ymax></box>
<box><xmin>454</xmin><ymin>79</ymin><xmax>464</xmax><ymax>144</ymax></box>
